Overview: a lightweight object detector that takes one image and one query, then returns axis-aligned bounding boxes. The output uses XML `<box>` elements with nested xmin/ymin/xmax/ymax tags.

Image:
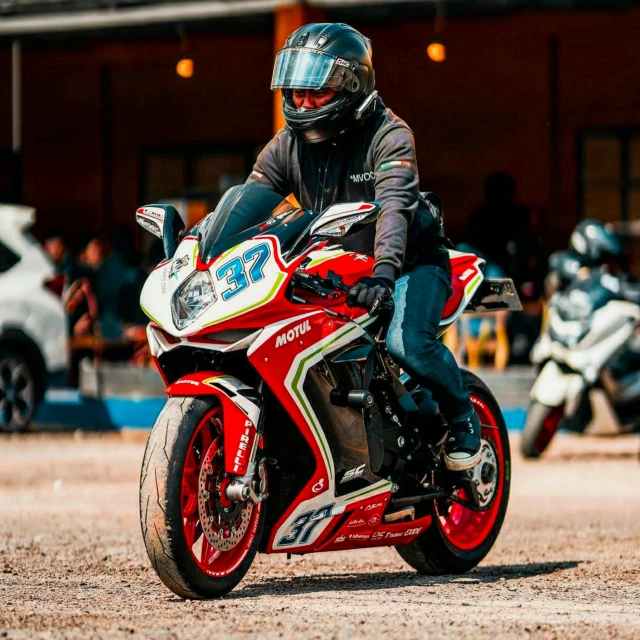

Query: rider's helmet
<box><xmin>270</xmin><ymin>23</ymin><xmax>376</xmax><ymax>144</ymax></box>
<box><xmin>545</xmin><ymin>249</ymin><xmax>587</xmax><ymax>298</ymax></box>
<box><xmin>569</xmin><ymin>219</ymin><xmax>623</xmax><ymax>266</ymax></box>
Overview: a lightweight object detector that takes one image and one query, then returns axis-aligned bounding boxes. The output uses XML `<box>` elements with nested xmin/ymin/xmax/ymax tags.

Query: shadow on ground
<box><xmin>232</xmin><ymin>561</ymin><xmax>581</xmax><ymax>599</ymax></box>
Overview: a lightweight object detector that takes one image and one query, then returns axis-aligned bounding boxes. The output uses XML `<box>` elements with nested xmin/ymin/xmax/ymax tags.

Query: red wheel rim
<box><xmin>534</xmin><ymin>406</ymin><xmax>563</xmax><ymax>453</ymax></box>
<box><xmin>436</xmin><ymin>395</ymin><xmax>505</xmax><ymax>551</ymax></box>
<box><xmin>180</xmin><ymin>407</ymin><xmax>262</xmax><ymax>578</ymax></box>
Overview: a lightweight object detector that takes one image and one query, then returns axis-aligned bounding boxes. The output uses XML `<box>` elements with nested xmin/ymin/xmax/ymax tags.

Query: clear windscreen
<box><xmin>271</xmin><ymin>49</ymin><xmax>356</xmax><ymax>91</ymax></box>
<box><xmin>198</xmin><ymin>183</ymin><xmax>314</xmax><ymax>262</ymax></box>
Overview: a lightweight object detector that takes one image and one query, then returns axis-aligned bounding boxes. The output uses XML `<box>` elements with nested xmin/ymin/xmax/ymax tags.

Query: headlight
<box><xmin>172</xmin><ymin>270</ymin><xmax>217</xmax><ymax>330</ymax></box>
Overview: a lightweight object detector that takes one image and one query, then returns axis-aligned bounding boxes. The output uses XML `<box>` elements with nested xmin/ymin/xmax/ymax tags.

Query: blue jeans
<box><xmin>386</xmin><ymin>264</ymin><xmax>474</xmax><ymax>424</ymax></box>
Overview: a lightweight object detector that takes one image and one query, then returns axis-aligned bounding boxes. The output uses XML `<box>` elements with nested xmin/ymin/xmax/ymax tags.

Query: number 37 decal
<box><xmin>278</xmin><ymin>504</ymin><xmax>335</xmax><ymax>547</ymax></box>
<box><xmin>215</xmin><ymin>242</ymin><xmax>271</xmax><ymax>301</ymax></box>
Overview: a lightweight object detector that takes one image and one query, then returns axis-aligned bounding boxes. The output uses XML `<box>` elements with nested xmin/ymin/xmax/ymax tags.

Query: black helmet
<box><xmin>271</xmin><ymin>23</ymin><xmax>376</xmax><ymax>143</ymax></box>
<box><xmin>569</xmin><ymin>219</ymin><xmax>623</xmax><ymax>266</ymax></box>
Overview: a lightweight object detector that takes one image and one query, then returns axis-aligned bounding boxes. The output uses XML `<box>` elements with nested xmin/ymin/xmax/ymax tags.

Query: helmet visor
<box><xmin>271</xmin><ymin>49</ymin><xmax>358</xmax><ymax>91</ymax></box>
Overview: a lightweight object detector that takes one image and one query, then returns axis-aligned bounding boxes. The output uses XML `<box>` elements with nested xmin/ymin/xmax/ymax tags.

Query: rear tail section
<box><xmin>466</xmin><ymin>278</ymin><xmax>523</xmax><ymax>314</ymax></box>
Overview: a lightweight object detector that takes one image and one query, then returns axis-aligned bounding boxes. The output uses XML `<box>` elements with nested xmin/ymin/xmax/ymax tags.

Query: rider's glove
<box><xmin>347</xmin><ymin>276</ymin><xmax>394</xmax><ymax>315</ymax></box>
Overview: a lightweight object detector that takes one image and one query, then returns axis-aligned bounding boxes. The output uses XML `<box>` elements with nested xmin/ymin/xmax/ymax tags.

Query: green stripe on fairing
<box><xmin>191</xmin><ymin>241</ymin><xmax>198</xmax><ymax>263</ymax></box>
<box><xmin>291</xmin><ymin>324</ymin><xmax>361</xmax><ymax>475</ymax></box>
<box><xmin>306</xmin><ymin>250</ymin><xmax>348</xmax><ymax>268</ymax></box>
<box><xmin>141</xmin><ymin>304</ymin><xmax>161</xmax><ymax>326</ymax></box>
<box><xmin>467</xmin><ymin>274</ymin><xmax>482</xmax><ymax>295</ymax></box>
<box><xmin>287</xmin><ymin>314</ymin><xmax>372</xmax><ymax>478</ymax></box>
<box><xmin>347</xmin><ymin>481</ymin><xmax>392</xmax><ymax>501</ymax></box>
<box><xmin>202</xmin><ymin>272</ymin><xmax>286</xmax><ymax>327</ymax></box>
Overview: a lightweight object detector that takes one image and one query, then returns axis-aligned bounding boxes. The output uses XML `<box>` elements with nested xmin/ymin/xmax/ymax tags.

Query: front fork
<box><xmin>225</xmin><ymin>383</ymin><xmax>268</xmax><ymax>505</ymax></box>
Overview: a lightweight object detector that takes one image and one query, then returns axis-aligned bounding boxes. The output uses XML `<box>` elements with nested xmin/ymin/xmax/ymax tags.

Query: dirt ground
<box><xmin>0</xmin><ymin>430</ymin><xmax>639</xmax><ymax>640</ymax></box>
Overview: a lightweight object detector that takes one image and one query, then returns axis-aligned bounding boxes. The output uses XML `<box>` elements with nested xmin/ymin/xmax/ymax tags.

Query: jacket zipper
<box><xmin>317</xmin><ymin>149</ymin><xmax>332</xmax><ymax>212</ymax></box>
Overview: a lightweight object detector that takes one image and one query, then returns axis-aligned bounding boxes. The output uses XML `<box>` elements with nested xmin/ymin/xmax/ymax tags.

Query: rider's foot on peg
<box><xmin>444</xmin><ymin>412</ymin><xmax>482</xmax><ymax>471</ymax></box>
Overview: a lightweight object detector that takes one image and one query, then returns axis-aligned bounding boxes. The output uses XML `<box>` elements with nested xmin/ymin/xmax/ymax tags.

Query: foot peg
<box><xmin>384</xmin><ymin>506</ymin><xmax>415</xmax><ymax>523</ymax></box>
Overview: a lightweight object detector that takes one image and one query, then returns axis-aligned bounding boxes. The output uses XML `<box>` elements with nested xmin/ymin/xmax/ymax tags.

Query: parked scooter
<box><xmin>522</xmin><ymin>220</ymin><xmax>640</xmax><ymax>458</ymax></box>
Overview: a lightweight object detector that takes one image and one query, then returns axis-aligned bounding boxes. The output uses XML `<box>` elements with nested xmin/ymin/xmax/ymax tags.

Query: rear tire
<box><xmin>139</xmin><ymin>397</ymin><xmax>264</xmax><ymax>599</ymax></box>
<box><xmin>397</xmin><ymin>370</ymin><xmax>511</xmax><ymax>575</ymax></box>
<box><xmin>520</xmin><ymin>401</ymin><xmax>563</xmax><ymax>459</ymax></box>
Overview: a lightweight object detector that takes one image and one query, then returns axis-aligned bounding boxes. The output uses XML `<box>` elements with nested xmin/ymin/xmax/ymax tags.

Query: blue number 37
<box><xmin>216</xmin><ymin>243</ymin><xmax>271</xmax><ymax>301</ymax></box>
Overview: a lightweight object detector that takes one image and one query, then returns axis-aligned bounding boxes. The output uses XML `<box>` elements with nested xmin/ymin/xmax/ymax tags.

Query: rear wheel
<box><xmin>0</xmin><ymin>350</ymin><xmax>38</xmax><ymax>433</ymax></box>
<box><xmin>396</xmin><ymin>370</ymin><xmax>511</xmax><ymax>574</ymax></box>
<box><xmin>520</xmin><ymin>402</ymin><xmax>563</xmax><ymax>459</ymax></box>
<box><xmin>139</xmin><ymin>397</ymin><xmax>265</xmax><ymax>599</ymax></box>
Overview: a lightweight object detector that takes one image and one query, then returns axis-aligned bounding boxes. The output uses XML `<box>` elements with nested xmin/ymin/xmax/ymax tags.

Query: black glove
<box><xmin>347</xmin><ymin>276</ymin><xmax>394</xmax><ymax>315</ymax></box>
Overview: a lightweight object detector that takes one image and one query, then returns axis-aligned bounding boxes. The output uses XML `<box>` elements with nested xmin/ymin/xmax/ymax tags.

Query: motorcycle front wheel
<box><xmin>397</xmin><ymin>370</ymin><xmax>511</xmax><ymax>575</ymax></box>
<box><xmin>520</xmin><ymin>401</ymin><xmax>564</xmax><ymax>459</ymax></box>
<box><xmin>139</xmin><ymin>397</ymin><xmax>265</xmax><ymax>599</ymax></box>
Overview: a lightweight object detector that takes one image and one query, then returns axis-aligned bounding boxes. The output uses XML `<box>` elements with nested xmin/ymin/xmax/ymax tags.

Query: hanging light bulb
<box><xmin>176</xmin><ymin>56</ymin><xmax>194</xmax><ymax>79</ymax></box>
<box><xmin>427</xmin><ymin>3</ymin><xmax>447</xmax><ymax>63</ymax></box>
<box><xmin>175</xmin><ymin>27</ymin><xmax>194</xmax><ymax>78</ymax></box>
<box><xmin>427</xmin><ymin>39</ymin><xmax>446</xmax><ymax>63</ymax></box>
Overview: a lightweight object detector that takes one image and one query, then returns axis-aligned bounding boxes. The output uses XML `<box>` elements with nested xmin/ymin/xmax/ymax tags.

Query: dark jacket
<box><xmin>247</xmin><ymin>99</ymin><xmax>442</xmax><ymax>282</ymax></box>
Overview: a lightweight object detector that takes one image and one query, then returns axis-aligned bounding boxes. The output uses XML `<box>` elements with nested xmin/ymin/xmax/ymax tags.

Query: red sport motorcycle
<box><xmin>136</xmin><ymin>184</ymin><xmax>521</xmax><ymax>599</ymax></box>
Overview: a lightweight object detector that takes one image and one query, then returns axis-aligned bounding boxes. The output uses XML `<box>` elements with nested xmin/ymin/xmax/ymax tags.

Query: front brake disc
<box><xmin>197</xmin><ymin>444</ymin><xmax>253</xmax><ymax>551</ymax></box>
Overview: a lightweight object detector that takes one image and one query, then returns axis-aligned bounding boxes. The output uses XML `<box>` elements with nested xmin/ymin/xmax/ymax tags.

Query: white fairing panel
<box><xmin>545</xmin><ymin>301</ymin><xmax>639</xmax><ymax>382</ymax></box>
<box><xmin>309</xmin><ymin>202</ymin><xmax>377</xmax><ymax>236</ymax></box>
<box><xmin>530</xmin><ymin>360</ymin><xmax>583</xmax><ymax>407</ymax></box>
<box><xmin>140</xmin><ymin>235</ymin><xmax>288</xmax><ymax>337</ymax></box>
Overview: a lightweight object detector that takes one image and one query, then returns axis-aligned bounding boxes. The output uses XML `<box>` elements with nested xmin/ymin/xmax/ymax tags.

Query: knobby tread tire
<box><xmin>396</xmin><ymin>369</ymin><xmax>511</xmax><ymax>575</ymax></box>
<box><xmin>139</xmin><ymin>396</ymin><xmax>263</xmax><ymax>599</ymax></box>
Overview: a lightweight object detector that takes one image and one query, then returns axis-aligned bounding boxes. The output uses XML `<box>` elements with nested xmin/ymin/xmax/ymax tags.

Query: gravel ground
<box><xmin>0</xmin><ymin>430</ymin><xmax>639</xmax><ymax>639</ymax></box>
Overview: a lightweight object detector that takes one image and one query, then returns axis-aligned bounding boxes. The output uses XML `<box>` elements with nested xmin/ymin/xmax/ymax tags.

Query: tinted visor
<box><xmin>271</xmin><ymin>49</ymin><xmax>358</xmax><ymax>91</ymax></box>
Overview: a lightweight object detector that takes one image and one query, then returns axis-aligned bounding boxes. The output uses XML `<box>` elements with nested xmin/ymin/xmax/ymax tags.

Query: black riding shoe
<box><xmin>444</xmin><ymin>412</ymin><xmax>482</xmax><ymax>471</ymax></box>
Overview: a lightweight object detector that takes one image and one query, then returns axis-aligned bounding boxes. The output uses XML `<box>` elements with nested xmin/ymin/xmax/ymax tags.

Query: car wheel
<box><xmin>0</xmin><ymin>350</ymin><xmax>38</xmax><ymax>433</ymax></box>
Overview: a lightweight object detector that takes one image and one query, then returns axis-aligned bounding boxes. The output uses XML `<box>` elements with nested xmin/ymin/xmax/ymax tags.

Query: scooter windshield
<box><xmin>198</xmin><ymin>183</ymin><xmax>314</xmax><ymax>263</ymax></box>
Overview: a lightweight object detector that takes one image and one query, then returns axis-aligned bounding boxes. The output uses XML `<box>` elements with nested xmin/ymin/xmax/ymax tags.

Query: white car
<box><xmin>0</xmin><ymin>204</ymin><xmax>68</xmax><ymax>432</ymax></box>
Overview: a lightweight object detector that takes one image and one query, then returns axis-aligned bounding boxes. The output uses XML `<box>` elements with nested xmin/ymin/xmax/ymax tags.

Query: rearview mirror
<box><xmin>310</xmin><ymin>202</ymin><xmax>380</xmax><ymax>238</ymax></box>
<box><xmin>136</xmin><ymin>204</ymin><xmax>186</xmax><ymax>259</ymax></box>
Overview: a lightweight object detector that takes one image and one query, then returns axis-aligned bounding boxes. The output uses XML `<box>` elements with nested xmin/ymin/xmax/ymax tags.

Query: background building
<box><xmin>1</xmin><ymin>0</ymin><xmax>640</xmax><ymax>259</ymax></box>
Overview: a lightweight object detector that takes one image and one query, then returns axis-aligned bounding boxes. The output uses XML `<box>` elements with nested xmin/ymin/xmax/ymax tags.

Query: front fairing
<box><xmin>140</xmin><ymin>234</ymin><xmax>292</xmax><ymax>338</ymax></box>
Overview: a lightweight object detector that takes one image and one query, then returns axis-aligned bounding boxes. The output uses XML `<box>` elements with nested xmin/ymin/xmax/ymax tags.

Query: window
<box><xmin>141</xmin><ymin>146</ymin><xmax>257</xmax><ymax>230</ymax></box>
<box><xmin>580</xmin><ymin>131</ymin><xmax>640</xmax><ymax>273</ymax></box>
<box><xmin>0</xmin><ymin>241</ymin><xmax>20</xmax><ymax>274</ymax></box>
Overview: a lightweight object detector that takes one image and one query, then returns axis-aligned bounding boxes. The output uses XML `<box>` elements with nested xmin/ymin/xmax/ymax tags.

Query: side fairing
<box><xmin>248</xmin><ymin>311</ymin><xmax>392</xmax><ymax>553</ymax></box>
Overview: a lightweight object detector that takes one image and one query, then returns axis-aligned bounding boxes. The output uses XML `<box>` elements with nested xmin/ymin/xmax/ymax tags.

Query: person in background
<box><xmin>63</xmin><ymin>234</ymin><xmax>102</xmax><ymax>337</ymax></box>
<box><xmin>467</xmin><ymin>172</ymin><xmax>530</xmax><ymax>276</ymax></box>
<box><xmin>43</xmin><ymin>231</ymin><xmax>71</xmax><ymax>274</ymax></box>
<box><xmin>506</xmin><ymin>206</ymin><xmax>547</xmax><ymax>364</ymax></box>
<box><xmin>90</xmin><ymin>225</ymin><xmax>147</xmax><ymax>340</ymax></box>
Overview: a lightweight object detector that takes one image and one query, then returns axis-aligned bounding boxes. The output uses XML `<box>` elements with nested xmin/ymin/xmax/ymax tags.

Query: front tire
<box><xmin>520</xmin><ymin>401</ymin><xmax>563</xmax><ymax>459</ymax></box>
<box><xmin>139</xmin><ymin>397</ymin><xmax>265</xmax><ymax>599</ymax></box>
<box><xmin>397</xmin><ymin>369</ymin><xmax>511</xmax><ymax>574</ymax></box>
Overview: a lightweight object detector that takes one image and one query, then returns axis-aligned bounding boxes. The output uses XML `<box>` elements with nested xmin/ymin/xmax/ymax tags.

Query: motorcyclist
<box><xmin>544</xmin><ymin>249</ymin><xmax>587</xmax><ymax>299</ymax></box>
<box><xmin>247</xmin><ymin>22</ymin><xmax>481</xmax><ymax>470</ymax></box>
<box><xmin>561</xmin><ymin>219</ymin><xmax>640</xmax><ymax>389</ymax></box>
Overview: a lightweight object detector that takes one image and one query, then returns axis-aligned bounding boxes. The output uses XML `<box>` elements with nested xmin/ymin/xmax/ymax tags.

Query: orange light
<box><xmin>427</xmin><ymin>41</ymin><xmax>446</xmax><ymax>63</ymax></box>
<box><xmin>176</xmin><ymin>57</ymin><xmax>194</xmax><ymax>78</ymax></box>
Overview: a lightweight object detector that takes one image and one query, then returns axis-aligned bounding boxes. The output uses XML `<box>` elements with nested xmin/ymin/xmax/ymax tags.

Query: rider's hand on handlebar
<box><xmin>347</xmin><ymin>276</ymin><xmax>394</xmax><ymax>315</ymax></box>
